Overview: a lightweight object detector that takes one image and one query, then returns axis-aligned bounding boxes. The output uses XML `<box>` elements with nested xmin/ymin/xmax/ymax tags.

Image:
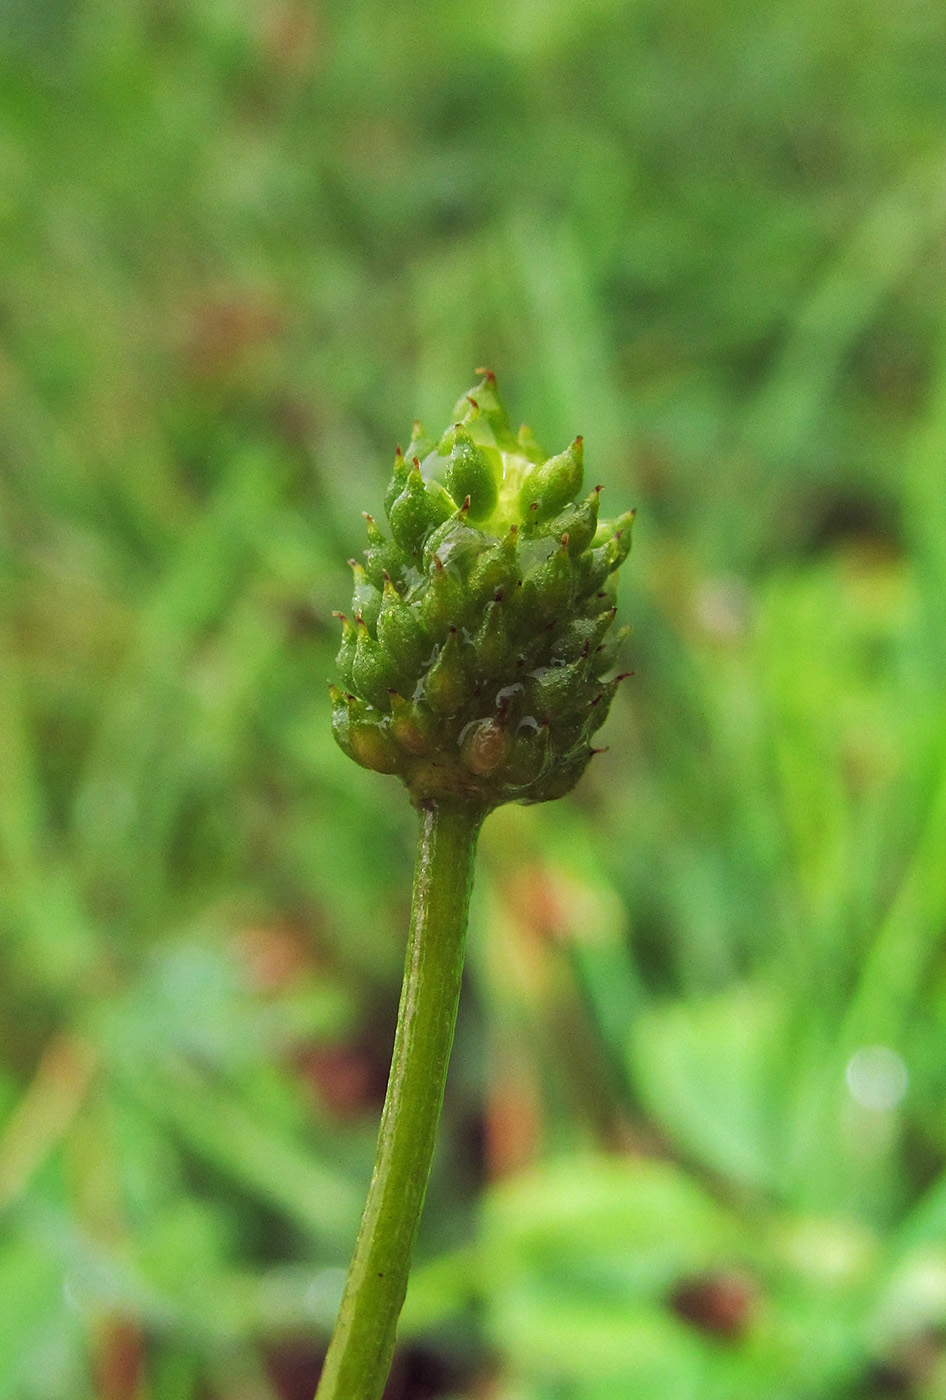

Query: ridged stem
<box><xmin>314</xmin><ymin>801</ymin><xmax>483</xmax><ymax>1400</ymax></box>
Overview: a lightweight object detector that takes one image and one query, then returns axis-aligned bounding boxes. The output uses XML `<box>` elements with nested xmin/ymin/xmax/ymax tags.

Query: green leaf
<box><xmin>0</xmin><ymin>1235</ymin><xmax>77</xmax><ymax>1400</ymax></box>
<box><xmin>628</xmin><ymin>987</ymin><xmax>789</xmax><ymax>1191</ymax></box>
<box><xmin>485</xmin><ymin>1154</ymin><xmax>741</xmax><ymax>1292</ymax></box>
<box><xmin>490</xmin><ymin>1282</ymin><xmax>703</xmax><ymax>1390</ymax></box>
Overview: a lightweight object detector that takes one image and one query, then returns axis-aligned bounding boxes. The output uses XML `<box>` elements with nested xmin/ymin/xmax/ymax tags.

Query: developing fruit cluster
<box><xmin>330</xmin><ymin>372</ymin><xmax>634</xmax><ymax>811</ymax></box>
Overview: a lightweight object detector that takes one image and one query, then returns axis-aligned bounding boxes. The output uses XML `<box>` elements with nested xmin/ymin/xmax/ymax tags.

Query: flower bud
<box><xmin>531</xmin><ymin>488</ymin><xmax>601</xmax><ymax>555</ymax></box>
<box><xmin>389</xmin><ymin>461</ymin><xmax>453</xmax><ymax>556</ymax></box>
<box><xmin>389</xmin><ymin>691</ymin><xmax>436</xmax><ymax>756</ymax></box>
<box><xmin>352</xmin><ymin>618</ymin><xmax>399</xmax><ymax>711</ymax></box>
<box><xmin>576</xmin><ymin>511</ymin><xmax>636</xmax><ymax>597</ymax></box>
<box><xmin>377</xmin><ymin>577</ymin><xmax>428</xmax><ymax>678</ymax></box>
<box><xmin>472</xmin><ymin>599</ymin><xmax>514</xmax><ymax>677</ymax></box>
<box><xmin>331</xmin><ymin>373</ymin><xmax>634</xmax><ymax>810</ymax></box>
<box><xmin>422</xmin><ymin>516</ymin><xmax>483</xmax><ymax>576</ymax></box>
<box><xmin>551</xmin><ymin>608</ymin><xmax>616</xmax><ymax>664</ymax></box>
<box><xmin>407</xmin><ymin>419</ymin><xmax>436</xmax><ymax>462</ymax></box>
<box><xmin>424</xmin><ymin>628</ymin><xmax>468</xmax><ymax>715</ymax></box>
<box><xmin>349</xmin><ymin>718</ymin><xmax>401</xmax><ymax>775</ymax></box>
<box><xmin>526</xmin><ymin>658</ymin><xmax>588</xmax><ymax>721</ymax></box>
<box><xmin>443</xmin><ymin>429</ymin><xmax>498</xmax><ymax>523</ymax></box>
<box><xmin>331</xmin><ymin>689</ymin><xmax>401</xmax><ymax>775</ymax></box>
<box><xmin>362</xmin><ymin>514</ymin><xmax>406</xmax><ymax>591</ymax></box>
<box><xmin>420</xmin><ymin>557</ymin><xmax>470</xmax><ymax>637</ymax></box>
<box><xmin>518</xmin><ymin>437</ymin><xmax>584</xmax><ymax>521</ymax></box>
<box><xmin>466</xmin><ymin>528</ymin><xmax>520</xmax><ymax>608</ymax></box>
<box><xmin>518</xmin><ymin>539</ymin><xmax>574</xmax><ymax>628</ymax></box>
<box><xmin>451</xmin><ymin>370</ymin><xmax>519</xmax><ymax>450</ymax></box>
<box><xmin>383</xmin><ymin>447</ymin><xmax>412</xmax><ymax>515</ymax></box>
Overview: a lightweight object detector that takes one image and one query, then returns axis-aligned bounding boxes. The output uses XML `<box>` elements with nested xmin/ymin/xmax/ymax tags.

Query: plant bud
<box><xmin>420</xmin><ymin>557</ymin><xmax>470</xmax><ymax>637</ymax></box>
<box><xmin>407</xmin><ymin>419</ymin><xmax>435</xmax><ymax>462</ymax></box>
<box><xmin>472</xmin><ymin>599</ymin><xmax>513</xmax><ymax>677</ymax></box>
<box><xmin>532</xmin><ymin>488</ymin><xmax>601</xmax><ymax>555</ymax></box>
<box><xmin>552</xmin><ymin>608</ymin><xmax>616</xmax><ymax>663</ymax></box>
<box><xmin>518</xmin><ymin>437</ymin><xmax>583</xmax><ymax>521</ymax></box>
<box><xmin>331</xmin><ymin>690</ymin><xmax>399</xmax><ymax>774</ymax></box>
<box><xmin>377</xmin><ymin>577</ymin><xmax>428</xmax><ymax>678</ymax></box>
<box><xmin>389</xmin><ymin>461</ymin><xmax>453</xmax><ymax>556</ymax></box>
<box><xmin>331</xmin><ymin>373</ymin><xmax>634</xmax><ymax>810</ymax></box>
<box><xmin>466</xmin><ymin>528</ymin><xmax>520</xmax><ymax>607</ymax></box>
<box><xmin>602</xmin><ymin>511</ymin><xmax>636</xmax><ymax>570</ymax></box>
<box><xmin>352</xmin><ymin>618</ymin><xmax>399</xmax><ymax>710</ymax></box>
<box><xmin>451</xmin><ymin>370</ymin><xmax>519</xmax><ymax>450</ymax></box>
<box><xmin>519</xmin><ymin>539</ymin><xmax>574</xmax><ymax>628</ymax></box>
<box><xmin>443</xmin><ymin>430</ymin><xmax>498</xmax><ymax>523</ymax></box>
<box><xmin>422</xmin><ymin>516</ymin><xmax>483</xmax><ymax>575</ymax></box>
<box><xmin>424</xmin><ymin>628</ymin><xmax>468</xmax><ymax>715</ymax></box>
<box><xmin>389</xmin><ymin>692</ymin><xmax>436</xmax><ymax>755</ymax></box>
<box><xmin>383</xmin><ymin>447</ymin><xmax>412</xmax><ymax>515</ymax></box>
<box><xmin>362</xmin><ymin>514</ymin><xmax>405</xmax><ymax>591</ymax></box>
<box><xmin>348</xmin><ymin>717</ymin><xmax>401</xmax><ymax>775</ymax></box>
<box><xmin>526</xmin><ymin>658</ymin><xmax>588</xmax><ymax>721</ymax></box>
<box><xmin>576</xmin><ymin>512</ymin><xmax>636</xmax><ymax>597</ymax></box>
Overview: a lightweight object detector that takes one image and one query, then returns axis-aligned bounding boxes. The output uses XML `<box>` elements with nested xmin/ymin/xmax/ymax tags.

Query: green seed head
<box><xmin>331</xmin><ymin>371</ymin><xmax>634</xmax><ymax>812</ymax></box>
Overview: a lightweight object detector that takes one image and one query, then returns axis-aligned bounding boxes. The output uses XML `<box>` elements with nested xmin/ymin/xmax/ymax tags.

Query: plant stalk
<box><xmin>315</xmin><ymin>800</ymin><xmax>483</xmax><ymax>1400</ymax></box>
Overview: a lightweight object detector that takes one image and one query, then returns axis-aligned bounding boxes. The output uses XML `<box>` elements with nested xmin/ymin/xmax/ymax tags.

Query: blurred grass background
<box><xmin>2</xmin><ymin>1</ymin><xmax>946</xmax><ymax>1397</ymax></box>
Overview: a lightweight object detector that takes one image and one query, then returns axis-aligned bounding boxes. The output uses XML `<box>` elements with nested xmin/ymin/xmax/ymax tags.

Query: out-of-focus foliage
<box><xmin>2</xmin><ymin>1</ymin><xmax>946</xmax><ymax>1397</ymax></box>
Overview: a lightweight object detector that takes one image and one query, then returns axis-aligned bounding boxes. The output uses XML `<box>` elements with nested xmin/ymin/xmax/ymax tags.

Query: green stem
<box><xmin>315</xmin><ymin>800</ymin><xmax>483</xmax><ymax>1400</ymax></box>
